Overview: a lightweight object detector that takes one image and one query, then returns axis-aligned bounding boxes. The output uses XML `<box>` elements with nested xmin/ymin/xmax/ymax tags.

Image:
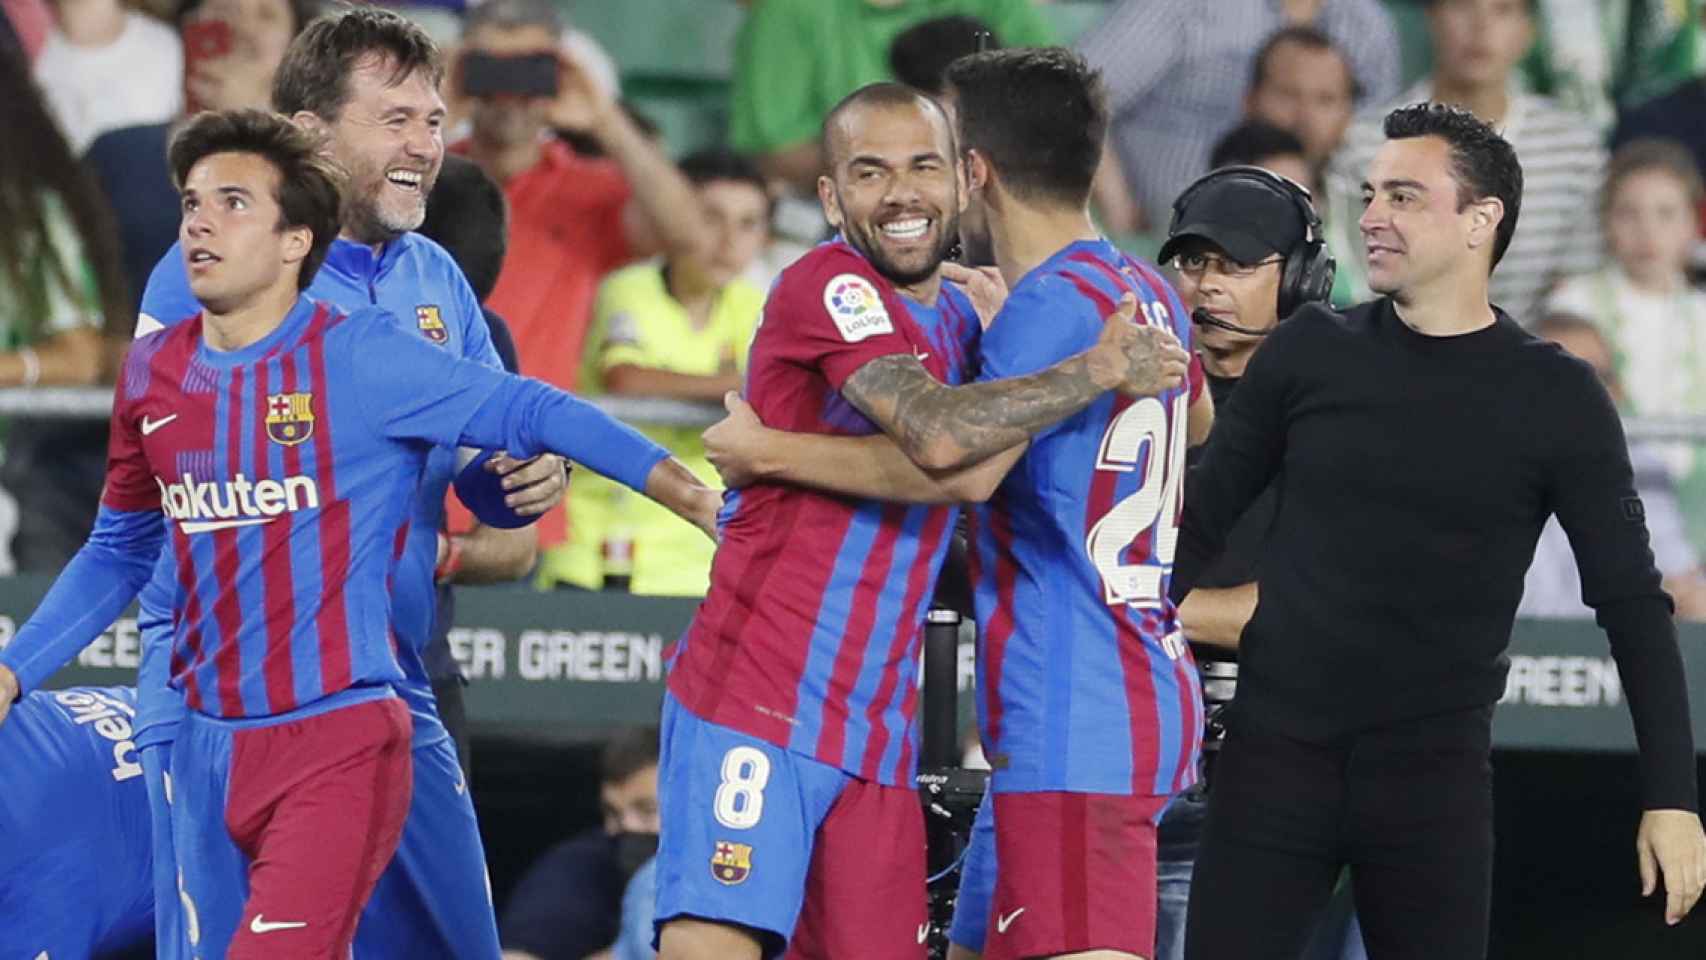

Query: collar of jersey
<box><xmin>321</xmin><ymin>235</ymin><xmax>410</xmax><ymax>286</ymax></box>
<box><xmin>195</xmin><ymin>294</ymin><xmax>320</xmax><ymax>369</ymax></box>
<box><xmin>1018</xmin><ymin>237</ymin><xmax>1116</xmax><ymax>290</ymax></box>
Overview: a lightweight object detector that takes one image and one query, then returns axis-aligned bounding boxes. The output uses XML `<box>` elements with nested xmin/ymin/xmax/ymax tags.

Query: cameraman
<box><xmin>1153</xmin><ymin>163</ymin><xmax>1338</xmax><ymax>960</ymax></box>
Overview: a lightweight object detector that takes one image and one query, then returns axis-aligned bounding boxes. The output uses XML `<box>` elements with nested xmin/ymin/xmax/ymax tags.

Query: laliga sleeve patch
<box><xmin>822</xmin><ymin>273</ymin><xmax>894</xmax><ymax>342</ymax></box>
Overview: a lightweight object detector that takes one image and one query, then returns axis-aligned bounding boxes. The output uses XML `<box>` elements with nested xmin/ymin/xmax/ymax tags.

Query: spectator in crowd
<box><xmin>1335</xmin><ymin>0</ymin><xmax>1604</xmax><ymax>323</ymax></box>
<box><xmin>1078</xmin><ymin>0</ymin><xmax>1398</xmax><ymax>234</ymax></box>
<box><xmin>545</xmin><ymin>150</ymin><xmax>769</xmax><ymax>595</ymax></box>
<box><xmin>1209</xmin><ymin>121</ymin><xmax>1315</xmax><ymax>191</ymax></box>
<box><xmin>1545</xmin><ymin>138</ymin><xmax>1706</xmax><ymax>549</ymax></box>
<box><xmin>1241</xmin><ymin>25</ymin><xmax>1371</xmax><ymax>305</ymax></box>
<box><xmin>85</xmin><ymin>0</ymin><xmax>318</xmax><ymax>310</ymax></box>
<box><xmin>1612</xmin><ymin>12</ymin><xmax>1706</xmax><ymax>239</ymax></box>
<box><xmin>0</xmin><ymin>42</ymin><xmax>126</xmax><ymax>573</ymax></box>
<box><xmin>501</xmin><ymin>726</ymin><xmax>661</xmax><ymax>960</ymax></box>
<box><xmin>453</xmin><ymin>0</ymin><xmax>710</xmax><ymax>563</ymax></box>
<box><xmin>33</xmin><ymin>0</ymin><xmax>181</xmax><ymax>152</ymax></box>
<box><xmin>1519</xmin><ymin>313</ymin><xmax>1706</xmax><ymax>621</ymax></box>
<box><xmin>888</xmin><ymin>13</ymin><xmax>994</xmax><ymax>96</ymax></box>
<box><xmin>416</xmin><ymin>153</ymin><xmax>538</xmax><ymax>777</ymax></box>
<box><xmin>1547</xmin><ymin>140</ymin><xmax>1706</xmax><ymax>428</ymax></box>
<box><xmin>728</xmin><ymin>0</ymin><xmax>1053</xmax><ymax>197</ymax></box>
<box><xmin>1528</xmin><ymin>0</ymin><xmax>1699</xmax><ymax>134</ymax></box>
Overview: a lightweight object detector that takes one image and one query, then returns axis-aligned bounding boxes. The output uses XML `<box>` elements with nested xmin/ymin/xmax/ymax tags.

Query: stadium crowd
<box><xmin>3</xmin><ymin>0</ymin><xmax>1706</xmax><ymax>958</ymax></box>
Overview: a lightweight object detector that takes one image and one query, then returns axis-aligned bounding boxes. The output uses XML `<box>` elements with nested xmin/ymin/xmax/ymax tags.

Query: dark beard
<box><xmin>841</xmin><ymin>213</ymin><xmax>959</xmax><ymax>287</ymax></box>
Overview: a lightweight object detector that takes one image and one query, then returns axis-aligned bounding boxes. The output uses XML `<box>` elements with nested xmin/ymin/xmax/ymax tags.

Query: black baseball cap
<box><xmin>1157</xmin><ymin>171</ymin><xmax>1310</xmax><ymax>266</ymax></box>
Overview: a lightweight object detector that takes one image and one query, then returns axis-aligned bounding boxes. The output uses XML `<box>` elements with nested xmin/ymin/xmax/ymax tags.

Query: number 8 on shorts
<box><xmin>714</xmin><ymin>747</ymin><xmax>771</xmax><ymax>830</ymax></box>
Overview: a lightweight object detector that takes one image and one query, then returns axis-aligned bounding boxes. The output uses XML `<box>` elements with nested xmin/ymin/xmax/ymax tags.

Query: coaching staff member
<box><xmin>1171</xmin><ymin>102</ymin><xmax>1706</xmax><ymax>960</ymax></box>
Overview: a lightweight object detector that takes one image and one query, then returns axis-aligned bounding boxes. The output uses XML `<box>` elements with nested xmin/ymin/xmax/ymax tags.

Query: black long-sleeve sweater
<box><xmin>1170</xmin><ymin>299</ymin><xmax>1698</xmax><ymax>811</ymax></box>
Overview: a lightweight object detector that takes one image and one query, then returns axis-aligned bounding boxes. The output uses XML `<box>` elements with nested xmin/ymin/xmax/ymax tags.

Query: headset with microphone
<box><xmin>1166</xmin><ymin>165</ymin><xmax>1336</xmax><ymax>332</ymax></box>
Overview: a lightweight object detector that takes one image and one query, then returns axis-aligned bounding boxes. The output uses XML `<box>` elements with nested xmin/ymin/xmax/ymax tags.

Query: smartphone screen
<box><xmin>461</xmin><ymin>52</ymin><xmax>559</xmax><ymax>98</ymax></box>
<box><xmin>182</xmin><ymin>18</ymin><xmax>233</xmax><ymax>112</ymax></box>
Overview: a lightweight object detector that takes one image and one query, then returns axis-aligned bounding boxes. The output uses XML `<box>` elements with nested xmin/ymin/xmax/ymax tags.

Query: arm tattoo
<box><xmin>841</xmin><ymin>353</ymin><xmax>1105</xmax><ymax>470</ymax></box>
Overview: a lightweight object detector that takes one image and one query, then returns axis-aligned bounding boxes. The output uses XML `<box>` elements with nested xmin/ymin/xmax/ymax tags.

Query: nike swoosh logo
<box><xmin>996</xmin><ymin>907</ymin><xmax>1025</xmax><ymax>933</ymax></box>
<box><xmin>454</xmin><ymin>775</ymin><xmax>467</xmax><ymax>796</ymax></box>
<box><xmin>917</xmin><ymin>922</ymin><xmax>929</xmax><ymax>944</ymax></box>
<box><xmin>179</xmin><ymin>517</ymin><xmax>274</xmax><ymax>534</ymax></box>
<box><xmin>140</xmin><ymin>413</ymin><xmax>178</xmax><ymax>436</ymax></box>
<box><xmin>250</xmin><ymin>915</ymin><xmax>308</xmax><ymax>934</ymax></box>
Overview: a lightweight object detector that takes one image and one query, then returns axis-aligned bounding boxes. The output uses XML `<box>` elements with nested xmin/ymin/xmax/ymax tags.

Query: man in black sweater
<box><xmin>1172</xmin><ymin>103</ymin><xmax>1706</xmax><ymax>960</ymax></box>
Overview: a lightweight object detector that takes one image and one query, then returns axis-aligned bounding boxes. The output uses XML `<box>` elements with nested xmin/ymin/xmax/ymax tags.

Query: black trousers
<box><xmin>1185</xmin><ymin>704</ymin><xmax>1495</xmax><ymax>960</ymax></box>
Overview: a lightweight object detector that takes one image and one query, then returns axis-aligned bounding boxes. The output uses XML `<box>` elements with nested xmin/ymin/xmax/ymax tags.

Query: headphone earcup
<box><xmin>1300</xmin><ymin>240</ymin><xmax>1336</xmax><ymax>306</ymax></box>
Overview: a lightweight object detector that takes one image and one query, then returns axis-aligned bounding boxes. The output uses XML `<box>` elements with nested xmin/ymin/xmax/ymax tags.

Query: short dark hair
<box><xmin>679</xmin><ymin>148</ymin><xmax>772</xmax><ymax>214</ymax></box>
<box><xmin>418</xmin><ymin>154</ymin><xmax>508</xmax><ymax>302</ymax></box>
<box><xmin>1210</xmin><ymin>120</ymin><xmax>1306</xmax><ymax>171</ymax></box>
<box><xmin>176</xmin><ymin>0</ymin><xmax>320</xmax><ymax>37</ymax></box>
<box><xmin>461</xmin><ymin>0</ymin><xmax>563</xmax><ymax>38</ymax></box>
<box><xmin>1248</xmin><ymin>25</ymin><xmax>1361</xmax><ymax>103</ymax></box>
<box><xmin>168</xmin><ymin>109</ymin><xmax>344</xmax><ymax>291</ymax></box>
<box><xmin>888</xmin><ymin>15</ymin><xmax>996</xmax><ymax>95</ymax></box>
<box><xmin>1382</xmin><ymin>102</ymin><xmax>1523</xmax><ymax>269</ymax></box>
<box><xmin>272</xmin><ymin>6</ymin><xmax>443</xmax><ymax>121</ymax></box>
<box><xmin>820</xmin><ymin>82</ymin><xmax>954</xmax><ymax>170</ymax></box>
<box><xmin>945</xmin><ymin>47</ymin><xmax>1108</xmax><ymax>207</ymax></box>
<box><xmin>601</xmin><ymin>725</ymin><xmax>659</xmax><ymax>785</ymax></box>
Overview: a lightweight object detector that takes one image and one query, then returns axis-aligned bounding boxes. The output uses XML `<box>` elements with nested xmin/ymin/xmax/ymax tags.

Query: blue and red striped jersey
<box><xmin>669</xmin><ymin>240</ymin><xmax>981</xmax><ymax>787</ymax></box>
<box><xmin>969</xmin><ymin>239</ymin><xmax>1204</xmax><ymax>798</ymax></box>
<box><xmin>135</xmin><ymin>234</ymin><xmax>501</xmax><ymax>747</ymax></box>
<box><xmin>103</xmin><ymin>297</ymin><xmax>509</xmax><ymax>719</ymax></box>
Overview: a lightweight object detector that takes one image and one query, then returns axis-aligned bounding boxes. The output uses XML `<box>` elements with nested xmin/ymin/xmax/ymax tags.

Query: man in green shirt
<box><xmin>729</xmin><ymin>0</ymin><xmax>1054</xmax><ymax>195</ymax></box>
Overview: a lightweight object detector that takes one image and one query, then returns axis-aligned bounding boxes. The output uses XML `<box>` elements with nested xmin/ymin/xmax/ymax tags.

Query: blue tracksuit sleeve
<box><xmin>344</xmin><ymin>315</ymin><xmax>671</xmax><ymax>494</ymax></box>
<box><xmin>0</xmin><ymin>507</ymin><xmax>163</xmax><ymax>693</ymax></box>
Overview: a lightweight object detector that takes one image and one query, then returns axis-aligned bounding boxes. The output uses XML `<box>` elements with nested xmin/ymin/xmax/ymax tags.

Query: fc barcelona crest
<box><xmin>265</xmin><ymin>392</ymin><xmax>315</xmax><ymax>446</ymax></box>
<box><xmin>710</xmin><ymin>841</ymin><xmax>752</xmax><ymax>885</ymax></box>
<box><xmin>416</xmin><ymin>304</ymin><xmax>449</xmax><ymax>345</ymax></box>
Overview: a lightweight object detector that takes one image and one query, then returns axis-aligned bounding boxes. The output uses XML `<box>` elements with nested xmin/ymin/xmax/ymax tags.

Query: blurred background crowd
<box><xmin>6</xmin><ymin>1</ymin><xmax>1706</xmax><ymax>955</ymax></box>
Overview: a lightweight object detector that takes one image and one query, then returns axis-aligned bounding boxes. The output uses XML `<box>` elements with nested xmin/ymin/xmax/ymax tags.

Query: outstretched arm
<box><xmin>0</xmin><ymin>508</ymin><xmax>162</xmax><ymax>723</ymax></box>
<box><xmin>841</xmin><ymin>294</ymin><xmax>1187</xmax><ymax>472</ymax></box>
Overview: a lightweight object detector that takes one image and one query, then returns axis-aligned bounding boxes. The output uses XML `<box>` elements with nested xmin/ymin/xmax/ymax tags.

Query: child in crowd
<box><xmin>1546</xmin><ymin>139</ymin><xmax>1706</xmax><ymax>546</ymax></box>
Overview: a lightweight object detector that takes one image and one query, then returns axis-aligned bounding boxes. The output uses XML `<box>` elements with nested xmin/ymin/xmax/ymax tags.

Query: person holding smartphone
<box><xmin>449</xmin><ymin>0</ymin><xmax>714</xmax><ymax>587</ymax></box>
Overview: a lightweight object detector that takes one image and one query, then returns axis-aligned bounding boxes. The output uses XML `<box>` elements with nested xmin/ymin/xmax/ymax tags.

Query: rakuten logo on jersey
<box><xmin>156</xmin><ymin>472</ymin><xmax>320</xmax><ymax>534</ymax></box>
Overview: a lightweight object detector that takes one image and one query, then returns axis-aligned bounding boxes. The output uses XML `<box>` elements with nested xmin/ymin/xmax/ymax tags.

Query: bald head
<box><xmin>821</xmin><ymin>82</ymin><xmax>955</xmax><ymax>170</ymax></box>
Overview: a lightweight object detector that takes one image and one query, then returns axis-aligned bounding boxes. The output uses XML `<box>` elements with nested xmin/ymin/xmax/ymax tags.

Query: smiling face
<box><xmin>180</xmin><ymin>150</ymin><xmax>311</xmax><ymax>313</ymax></box>
<box><xmin>818</xmin><ymin>98</ymin><xmax>963</xmax><ymax>289</ymax></box>
<box><xmin>319</xmin><ymin>53</ymin><xmax>446</xmax><ymax>244</ymax></box>
<box><xmin>1359</xmin><ymin>134</ymin><xmax>1501</xmax><ymax>299</ymax></box>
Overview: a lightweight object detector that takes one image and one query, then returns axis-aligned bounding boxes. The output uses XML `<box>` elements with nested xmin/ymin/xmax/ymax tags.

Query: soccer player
<box><xmin>0</xmin><ymin>107</ymin><xmax>719</xmax><ymax>960</ymax></box>
<box><xmin>655</xmin><ymin>81</ymin><xmax>1189</xmax><ymax>960</ymax></box>
<box><xmin>132</xmin><ymin>9</ymin><xmax>562</xmax><ymax>958</ymax></box>
<box><xmin>700</xmin><ymin>49</ymin><xmax>1208</xmax><ymax>960</ymax></box>
<box><xmin>1172</xmin><ymin>103</ymin><xmax>1706</xmax><ymax>959</ymax></box>
<box><xmin>0</xmin><ymin>686</ymin><xmax>153</xmax><ymax>959</ymax></box>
